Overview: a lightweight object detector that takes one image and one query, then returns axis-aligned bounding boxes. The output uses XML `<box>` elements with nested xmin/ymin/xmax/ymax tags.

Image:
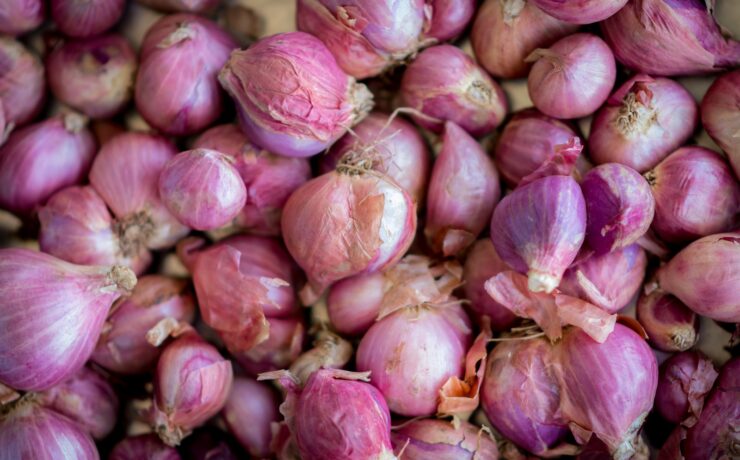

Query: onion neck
<box><xmin>106</xmin><ymin>266</ymin><xmax>137</xmax><ymax>294</ymax></box>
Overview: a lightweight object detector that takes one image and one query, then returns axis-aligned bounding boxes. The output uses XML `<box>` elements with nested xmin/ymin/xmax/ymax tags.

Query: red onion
<box><xmin>282</xmin><ymin>168</ymin><xmax>416</xmax><ymax>303</ymax></box>
<box><xmin>159</xmin><ymin>149</ymin><xmax>247</xmax><ymax>231</ymax></box>
<box><xmin>601</xmin><ymin>0</ymin><xmax>740</xmax><ymax>76</ymax></box>
<box><xmin>271</xmin><ymin>369</ymin><xmax>395</xmax><ymax>460</ymax></box>
<box><xmin>702</xmin><ymin>69</ymin><xmax>740</xmax><ymax>178</ymax></box>
<box><xmin>0</xmin><ymin>249</ymin><xmax>135</xmax><ymax>391</ymax></box>
<box><xmin>0</xmin><ymin>399</ymin><xmax>98</xmax><ymax>460</ymax></box>
<box><xmin>47</xmin><ymin>34</ymin><xmax>137</xmax><ymax>119</ymax></box>
<box><xmin>151</xmin><ymin>328</ymin><xmax>233</xmax><ymax>446</ymax></box>
<box><xmin>684</xmin><ymin>357</ymin><xmax>740</xmax><ymax>460</ymax></box>
<box><xmin>320</xmin><ymin>112</ymin><xmax>430</xmax><ymax>204</ymax></box>
<box><xmin>51</xmin><ymin>0</ymin><xmax>125</xmax><ymax>38</ymax></box>
<box><xmin>556</xmin><ymin>324</ymin><xmax>658</xmax><ymax>459</ymax></box>
<box><xmin>494</xmin><ymin>108</ymin><xmax>582</xmax><ymax>188</ymax></box>
<box><xmin>655</xmin><ymin>232</ymin><xmax>740</xmax><ymax>323</ymax></box>
<box><xmin>471</xmin><ymin>0</ymin><xmax>578</xmax><ymax>79</ymax></box>
<box><xmin>646</xmin><ymin>147</ymin><xmax>740</xmax><ymax>243</ymax></box>
<box><xmin>89</xmin><ymin>132</ymin><xmax>189</xmax><ymax>250</ymax></box>
<box><xmin>235</xmin><ymin>315</ymin><xmax>305</xmax><ymax>375</ymax></box>
<box><xmin>0</xmin><ymin>36</ymin><xmax>45</xmax><ymax>126</ymax></box>
<box><xmin>581</xmin><ymin>163</ymin><xmax>655</xmax><ymax>254</ymax></box>
<box><xmin>135</xmin><ymin>0</ymin><xmax>219</xmax><ymax>13</ymax></box>
<box><xmin>0</xmin><ymin>0</ymin><xmax>44</xmax><ymax>36</ymax></box>
<box><xmin>400</xmin><ymin>45</ymin><xmax>507</xmax><ymax>136</ymax></box>
<box><xmin>38</xmin><ymin>366</ymin><xmax>117</xmax><ymax>439</ymax></box>
<box><xmin>527</xmin><ymin>33</ymin><xmax>616</xmax><ymax>119</ymax></box>
<box><xmin>92</xmin><ymin>275</ymin><xmax>196</xmax><ymax>374</ymax></box>
<box><xmin>636</xmin><ymin>291</ymin><xmax>699</xmax><ymax>352</ymax></box>
<box><xmin>110</xmin><ymin>434</ymin><xmax>181</xmax><ymax>460</ymax></box>
<box><xmin>425</xmin><ymin>122</ymin><xmax>500</xmax><ymax>256</ymax></box>
<box><xmin>219</xmin><ymin>32</ymin><xmax>373</xmax><ymax>158</ymax></box>
<box><xmin>391</xmin><ymin>419</ymin><xmax>499</xmax><ymax>459</ymax></box>
<box><xmin>357</xmin><ymin>302</ymin><xmax>471</xmax><ymax>416</ymax></box>
<box><xmin>0</xmin><ymin>112</ymin><xmax>95</xmax><ymax>216</ymax></box>
<box><xmin>490</xmin><ymin>175</ymin><xmax>586</xmax><ymax>293</ymax></box>
<box><xmin>589</xmin><ymin>75</ymin><xmax>698</xmax><ymax>173</ymax></box>
<box><xmin>222</xmin><ymin>377</ymin><xmax>281</xmax><ymax>458</ymax></box>
<box><xmin>296</xmin><ymin>0</ymin><xmax>425</xmax><ymax>79</ymax></box>
<box><xmin>327</xmin><ymin>273</ymin><xmax>385</xmax><ymax>336</ymax></box>
<box><xmin>39</xmin><ymin>186</ymin><xmax>152</xmax><ymax>274</ymax></box>
<box><xmin>530</xmin><ymin>0</ymin><xmax>627</xmax><ymax>24</ymax></box>
<box><xmin>654</xmin><ymin>351</ymin><xmax>718</xmax><ymax>426</ymax></box>
<box><xmin>193</xmin><ymin>124</ymin><xmax>311</xmax><ymax>235</ymax></box>
<box><xmin>559</xmin><ymin>244</ymin><xmax>647</xmax><ymax>314</ymax></box>
<box><xmin>481</xmin><ymin>337</ymin><xmax>569</xmax><ymax>456</ymax></box>
<box><xmin>462</xmin><ymin>239</ymin><xmax>517</xmax><ymax>331</ymax></box>
<box><xmin>136</xmin><ymin>14</ymin><xmax>236</xmax><ymax>136</ymax></box>
<box><xmin>423</xmin><ymin>0</ymin><xmax>476</xmax><ymax>42</ymax></box>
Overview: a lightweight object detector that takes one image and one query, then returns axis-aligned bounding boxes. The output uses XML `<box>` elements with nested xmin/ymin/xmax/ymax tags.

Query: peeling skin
<box><xmin>615</xmin><ymin>88</ymin><xmax>658</xmax><ymax>136</ymax></box>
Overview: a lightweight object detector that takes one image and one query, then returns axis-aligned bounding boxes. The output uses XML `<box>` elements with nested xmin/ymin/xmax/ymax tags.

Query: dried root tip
<box><xmin>158</xmin><ymin>23</ymin><xmax>196</xmax><ymax>48</ymax></box>
<box><xmin>156</xmin><ymin>421</ymin><xmax>187</xmax><ymax>447</ymax></box>
<box><xmin>108</xmin><ymin>266</ymin><xmax>137</xmax><ymax>293</ymax></box>
<box><xmin>527</xmin><ymin>271</ymin><xmax>559</xmax><ymax>294</ymax></box>
<box><xmin>62</xmin><ymin>111</ymin><xmax>88</xmax><ymax>133</ymax></box>
<box><xmin>672</xmin><ymin>329</ymin><xmax>697</xmax><ymax>351</ymax></box>
<box><xmin>350</xmin><ymin>81</ymin><xmax>374</xmax><ymax>123</ymax></box>
<box><xmin>146</xmin><ymin>318</ymin><xmax>191</xmax><ymax>346</ymax></box>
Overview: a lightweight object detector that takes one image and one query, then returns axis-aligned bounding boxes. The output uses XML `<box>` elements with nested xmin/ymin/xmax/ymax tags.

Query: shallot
<box><xmin>222</xmin><ymin>377</ymin><xmax>281</xmax><ymax>458</ymax></box>
<box><xmin>51</xmin><ymin>0</ymin><xmax>125</xmax><ymax>38</ymax></box>
<box><xmin>462</xmin><ymin>239</ymin><xmax>517</xmax><ymax>330</ymax></box>
<box><xmin>0</xmin><ymin>0</ymin><xmax>44</xmax><ymax>36</ymax></box>
<box><xmin>110</xmin><ymin>434</ymin><xmax>181</xmax><ymax>460</ymax></box>
<box><xmin>701</xmin><ymin>69</ymin><xmax>740</xmax><ymax>178</ymax></box>
<box><xmin>654</xmin><ymin>351</ymin><xmax>718</xmax><ymax>426</ymax></box>
<box><xmin>636</xmin><ymin>291</ymin><xmax>699</xmax><ymax>352</ymax></box>
<box><xmin>0</xmin><ymin>36</ymin><xmax>46</xmax><ymax>126</ymax></box>
<box><xmin>530</xmin><ymin>0</ymin><xmax>627</xmax><ymax>24</ymax></box>
<box><xmin>391</xmin><ymin>419</ymin><xmax>499</xmax><ymax>459</ymax></box>
<box><xmin>423</xmin><ymin>0</ymin><xmax>476</xmax><ymax>42</ymax></box>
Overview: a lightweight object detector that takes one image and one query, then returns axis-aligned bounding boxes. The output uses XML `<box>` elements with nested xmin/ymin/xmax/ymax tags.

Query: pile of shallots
<box><xmin>0</xmin><ymin>0</ymin><xmax>738</xmax><ymax>459</ymax></box>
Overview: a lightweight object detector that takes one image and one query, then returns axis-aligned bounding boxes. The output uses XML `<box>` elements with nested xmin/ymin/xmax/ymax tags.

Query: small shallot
<box><xmin>531</xmin><ymin>0</ymin><xmax>627</xmax><ymax>24</ymax></box>
<box><xmin>636</xmin><ymin>291</ymin><xmax>699</xmax><ymax>352</ymax></box>
<box><xmin>471</xmin><ymin>0</ymin><xmax>578</xmax><ymax>79</ymax></box>
<box><xmin>219</xmin><ymin>32</ymin><xmax>373</xmax><ymax>158</ymax></box>
<box><xmin>654</xmin><ymin>351</ymin><xmax>718</xmax><ymax>426</ymax></box>
<box><xmin>222</xmin><ymin>377</ymin><xmax>281</xmax><ymax>458</ymax></box>
<box><xmin>526</xmin><ymin>33</ymin><xmax>616</xmax><ymax>119</ymax></box>
<box><xmin>110</xmin><ymin>434</ymin><xmax>181</xmax><ymax>460</ymax></box>
<box><xmin>390</xmin><ymin>419</ymin><xmax>499</xmax><ymax>459</ymax></box>
<box><xmin>0</xmin><ymin>0</ymin><xmax>44</xmax><ymax>36</ymax></box>
<box><xmin>51</xmin><ymin>0</ymin><xmax>125</xmax><ymax>38</ymax></box>
<box><xmin>327</xmin><ymin>272</ymin><xmax>385</xmax><ymax>336</ymax></box>
<box><xmin>701</xmin><ymin>69</ymin><xmax>740</xmax><ymax>178</ymax></box>
<box><xmin>401</xmin><ymin>44</ymin><xmax>507</xmax><ymax>136</ymax></box>
<box><xmin>423</xmin><ymin>0</ymin><xmax>476</xmax><ymax>42</ymax></box>
<box><xmin>462</xmin><ymin>239</ymin><xmax>517</xmax><ymax>330</ymax></box>
<box><xmin>234</xmin><ymin>315</ymin><xmax>305</xmax><ymax>375</ymax></box>
<box><xmin>589</xmin><ymin>74</ymin><xmax>698</xmax><ymax>173</ymax></box>
<box><xmin>0</xmin><ymin>36</ymin><xmax>46</xmax><ymax>126</ymax></box>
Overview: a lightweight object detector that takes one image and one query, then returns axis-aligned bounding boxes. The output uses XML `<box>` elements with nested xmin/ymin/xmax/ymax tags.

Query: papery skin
<box><xmin>219</xmin><ymin>32</ymin><xmax>373</xmax><ymax>158</ymax></box>
<box><xmin>494</xmin><ymin>108</ymin><xmax>581</xmax><ymax>187</ymax></box>
<box><xmin>654</xmin><ymin>351</ymin><xmax>718</xmax><ymax>426</ymax></box>
<box><xmin>490</xmin><ymin>175</ymin><xmax>587</xmax><ymax>294</ymax></box>
<box><xmin>356</xmin><ymin>304</ymin><xmax>471</xmax><ymax>416</ymax></box>
<box><xmin>401</xmin><ymin>45</ymin><xmax>507</xmax><ymax>137</ymax></box>
<box><xmin>38</xmin><ymin>367</ymin><xmax>118</xmax><ymax>439</ymax></box>
<box><xmin>152</xmin><ymin>330</ymin><xmax>233</xmax><ymax>446</ymax></box>
<box><xmin>423</xmin><ymin>0</ymin><xmax>476</xmax><ymax>41</ymax></box>
<box><xmin>646</xmin><ymin>147</ymin><xmax>740</xmax><ymax>243</ymax></box>
<box><xmin>527</xmin><ymin>33</ymin><xmax>617</xmax><ymax>119</ymax></box>
<box><xmin>320</xmin><ymin>112</ymin><xmax>430</xmax><ymax>204</ymax></box>
<box><xmin>51</xmin><ymin>0</ymin><xmax>125</xmax><ymax>38</ymax></box>
<box><xmin>282</xmin><ymin>170</ymin><xmax>416</xmax><ymax>301</ymax></box>
<box><xmin>462</xmin><ymin>239</ymin><xmax>517</xmax><ymax>330</ymax></box>
<box><xmin>0</xmin><ymin>401</ymin><xmax>99</xmax><ymax>460</ymax></box>
<box><xmin>390</xmin><ymin>418</ymin><xmax>499</xmax><ymax>459</ymax></box>
<box><xmin>0</xmin><ymin>249</ymin><xmax>135</xmax><ymax>392</ymax></box>
<box><xmin>47</xmin><ymin>34</ymin><xmax>136</xmax><ymax>118</ymax></box>
<box><xmin>636</xmin><ymin>291</ymin><xmax>699</xmax><ymax>352</ymax></box>
<box><xmin>159</xmin><ymin>149</ymin><xmax>247</xmax><ymax>231</ymax></box>
<box><xmin>0</xmin><ymin>113</ymin><xmax>95</xmax><ymax>216</ymax></box>
<box><xmin>556</xmin><ymin>324</ymin><xmax>658</xmax><ymax>460</ymax></box>
<box><xmin>702</xmin><ymin>69</ymin><xmax>740</xmax><ymax>178</ymax></box>
<box><xmin>425</xmin><ymin>122</ymin><xmax>500</xmax><ymax>256</ymax></box>
<box><xmin>530</xmin><ymin>0</ymin><xmax>627</xmax><ymax>24</ymax></box>
<box><xmin>92</xmin><ymin>275</ymin><xmax>196</xmax><ymax>374</ymax></box>
<box><xmin>481</xmin><ymin>338</ymin><xmax>569</xmax><ymax>455</ymax></box>
<box><xmin>656</xmin><ymin>232</ymin><xmax>740</xmax><ymax>323</ymax></box>
<box><xmin>684</xmin><ymin>357</ymin><xmax>740</xmax><ymax>460</ymax></box>
<box><xmin>601</xmin><ymin>0</ymin><xmax>740</xmax><ymax>76</ymax></box>
<box><xmin>327</xmin><ymin>272</ymin><xmax>385</xmax><ymax>335</ymax></box>
<box><xmin>193</xmin><ymin>124</ymin><xmax>311</xmax><ymax>235</ymax></box>
<box><xmin>296</xmin><ymin>0</ymin><xmax>425</xmax><ymax>79</ymax></box>
<box><xmin>135</xmin><ymin>0</ymin><xmax>219</xmax><ymax>13</ymax></box>
<box><xmin>559</xmin><ymin>244</ymin><xmax>647</xmax><ymax>314</ymax></box>
<box><xmin>222</xmin><ymin>377</ymin><xmax>281</xmax><ymax>458</ymax></box>
<box><xmin>0</xmin><ymin>36</ymin><xmax>46</xmax><ymax>126</ymax></box>
<box><xmin>234</xmin><ymin>315</ymin><xmax>304</xmax><ymax>375</ymax></box>
<box><xmin>110</xmin><ymin>434</ymin><xmax>181</xmax><ymax>460</ymax></box>
<box><xmin>471</xmin><ymin>0</ymin><xmax>578</xmax><ymax>79</ymax></box>
<box><xmin>589</xmin><ymin>74</ymin><xmax>698</xmax><ymax>173</ymax></box>
<box><xmin>39</xmin><ymin>186</ymin><xmax>153</xmax><ymax>274</ymax></box>
<box><xmin>282</xmin><ymin>369</ymin><xmax>396</xmax><ymax>460</ymax></box>
<box><xmin>89</xmin><ymin>132</ymin><xmax>188</xmax><ymax>250</ymax></box>
<box><xmin>581</xmin><ymin>163</ymin><xmax>655</xmax><ymax>254</ymax></box>
<box><xmin>136</xmin><ymin>14</ymin><xmax>236</xmax><ymax>136</ymax></box>
<box><xmin>0</xmin><ymin>0</ymin><xmax>44</xmax><ymax>35</ymax></box>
